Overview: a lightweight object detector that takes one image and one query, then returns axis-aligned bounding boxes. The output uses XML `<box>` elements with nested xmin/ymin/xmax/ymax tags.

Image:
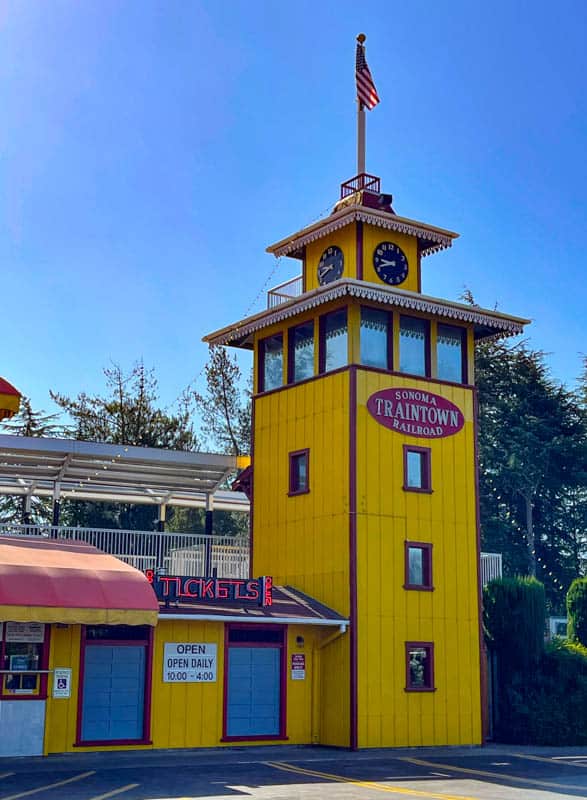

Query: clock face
<box><xmin>317</xmin><ymin>246</ymin><xmax>344</xmax><ymax>285</ymax></box>
<box><xmin>373</xmin><ymin>242</ymin><xmax>409</xmax><ymax>286</ymax></box>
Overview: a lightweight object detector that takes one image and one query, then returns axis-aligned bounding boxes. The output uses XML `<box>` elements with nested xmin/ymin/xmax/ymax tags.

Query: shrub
<box><xmin>567</xmin><ymin>578</ymin><xmax>587</xmax><ymax>646</ymax></box>
<box><xmin>483</xmin><ymin>576</ymin><xmax>546</xmax><ymax>673</ymax></box>
<box><xmin>496</xmin><ymin>640</ymin><xmax>587</xmax><ymax>745</ymax></box>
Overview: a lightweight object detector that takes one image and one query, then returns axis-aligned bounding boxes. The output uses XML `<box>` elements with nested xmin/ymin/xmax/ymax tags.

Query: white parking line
<box><xmin>0</xmin><ymin>771</ymin><xmax>95</xmax><ymax>800</ymax></box>
<box><xmin>87</xmin><ymin>783</ymin><xmax>139</xmax><ymax>800</ymax></box>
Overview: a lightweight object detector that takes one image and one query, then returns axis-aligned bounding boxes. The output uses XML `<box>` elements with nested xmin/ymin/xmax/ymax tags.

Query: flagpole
<box><xmin>356</xmin><ymin>33</ymin><xmax>367</xmax><ymax>176</ymax></box>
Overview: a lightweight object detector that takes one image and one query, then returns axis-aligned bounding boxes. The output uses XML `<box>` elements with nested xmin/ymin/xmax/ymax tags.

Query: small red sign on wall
<box><xmin>367</xmin><ymin>387</ymin><xmax>465</xmax><ymax>438</ymax></box>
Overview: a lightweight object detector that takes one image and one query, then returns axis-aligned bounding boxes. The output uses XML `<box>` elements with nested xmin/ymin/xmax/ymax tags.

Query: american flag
<box><xmin>355</xmin><ymin>42</ymin><xmax>380</xmax><ymax>110</ymax></box>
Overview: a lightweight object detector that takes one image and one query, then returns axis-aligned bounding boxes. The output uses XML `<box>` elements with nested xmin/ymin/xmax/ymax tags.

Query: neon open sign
<box><xmin>367</xmin><ymin>387</ymin><xmax>465</xmax><ymax>438</ymax></box>
<box><xmin>145</xmin><ymin>571</ymin><xmax>273</xmax><ymax>607</ymax></box>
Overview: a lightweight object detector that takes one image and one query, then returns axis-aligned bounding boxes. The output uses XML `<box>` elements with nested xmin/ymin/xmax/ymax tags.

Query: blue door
<box><xmin>226</xmin><ymin>646</ymin><xmax>281</xmax><ymax>737</ymax></box>
<box><xmin>81</xmin><ymin>645</ymin><xmax>145</xmax><ymax>742</ymax></box>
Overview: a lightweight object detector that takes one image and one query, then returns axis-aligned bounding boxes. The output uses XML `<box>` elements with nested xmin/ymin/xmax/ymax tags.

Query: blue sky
<box><xmin>1</xmin><ymin>0</ymin><xmax>586</xmax><ymax>418</ymax></box>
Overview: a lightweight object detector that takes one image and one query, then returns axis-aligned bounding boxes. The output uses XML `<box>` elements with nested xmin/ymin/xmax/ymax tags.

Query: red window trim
<box><xmin>359</xmin><ymin>305</ymin><xmax>394</xmax><ymax>371</ymax></box>
<box><xmin>287</xmin><ymin>320</ymin><xmax>314</xmax><ymax>385</ymax></box>
<box><xmin>405</xmin><ymin>641</ymin><xmax>435</xmax><ymax>692</ymax></box>
<box><xmin>0</xmin><ymin>623</ymin><xmax>51</xmax><ymax>701</ymax></box>
<box><xmin>437</xmin><ymin>323</ymin><xmax>468</xmax><ymax>384</ymax></box>
<box><xmin>222</xmin><ymin>623</ymin><xmax>288</xmax><ymax>742</ymax></box>
<box><xmin>288</xmin><ymin>448</ymin><xmax>310</xmax><ymax>496</ymax></box>
<box><xmin>258</xmin><ymin>333</ymin><xmax>283</xmax><ymax>394</ymax></box>
<box><xmin>75</xmin><ymin>625</ymin><xmax>154</xmax><ymax>747</ymax></box>
<box><xmin>403</xmin><ymin>445</ymin><xmax>432</xmax><ymax>493</ymax></box>
<box><xmin>399</xmin><ymin>314</ymin><xmax>431</xmax><ymax>378</ymax></box>
<box><xmin>318</xmin><ymin>307</ymin><xmax>348</xmax><ymax>375</ymax></box>
<box><xmin>404</xmin><ymin>541</ymin><xmax>434</xmax><ymax>591</ymax></box>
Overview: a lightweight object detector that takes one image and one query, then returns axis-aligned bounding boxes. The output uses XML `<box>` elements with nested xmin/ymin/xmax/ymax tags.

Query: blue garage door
<box><xmin>226</xmin><ymin>646</ymin><xmax>281</xmax><ymax>737</ymax></box>
<box><xmin>81</xmin><ymin>645</ymin><xmax>145</xmax><ymax>742</ymax></box>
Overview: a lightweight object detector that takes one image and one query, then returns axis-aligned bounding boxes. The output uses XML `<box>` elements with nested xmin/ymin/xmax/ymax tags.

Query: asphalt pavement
<box><xmin>1</xmin><ymin>744</ymin><xmax>587</xmax><ymax>799</ymax></box>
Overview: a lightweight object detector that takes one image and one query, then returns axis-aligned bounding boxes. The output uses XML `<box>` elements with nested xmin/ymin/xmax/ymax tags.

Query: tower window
<box><xmin>404</xmin><ymin>542</ymin><xmax>433</xmax><ymax>590</ymax></box>
<box><xmin>399</xmin><ymin>316</ymin><xmax>429</xmax><ymax>377</ymax></box>
<box><xmin>405</xmin><ymin>642</ymin><xmax>435</xmax><ymax>691</ymax></box>
<box><xmin>288</xmin><ymin>321</ymin><xmax>314</xmax><ymax>384</ymax></box>
<box><xmin>258</xmin><ymin>334</ymin><xmax>283</xmax><ymax>393</ymax></box>
<box><xmin>360</xmin><ymin>307</ymin><xmax>392</xmax><ymax>370</ymax></box>
<box><xmin>437</xmin><ymin>324</ymin><xmax>467</xmax><ymax>384</ymax></box>
<box><xmin>403</xmin><ymin>445</ymin><xmax>432</xmax><ymax>492</ymax></box>
<box><xmin>319</xmin><ymin>308</ymin><xmax>348</xmax><ymax>373</ymax></box>
<box><xmin>289</xmin><ymin>449</ymin><xmax>309</xmax><ymax>495</ymax></box>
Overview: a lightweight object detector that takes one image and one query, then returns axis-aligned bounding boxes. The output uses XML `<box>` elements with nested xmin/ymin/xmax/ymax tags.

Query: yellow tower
<box><xmin>204</xmin><ymin>41</ymin><xmax>529</xmax><ymax>747</ymax></box>
<box><xmin>205</xmin><ymin>174</ymin><xmax>529</xmax><ymax>747</ymax></box>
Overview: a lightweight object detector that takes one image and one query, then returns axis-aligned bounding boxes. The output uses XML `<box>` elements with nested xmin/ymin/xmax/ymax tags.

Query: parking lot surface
<box><xmin>1</xmin><ymin>745</ymin><xmax>587</xmax><ymax>799</ymax></box>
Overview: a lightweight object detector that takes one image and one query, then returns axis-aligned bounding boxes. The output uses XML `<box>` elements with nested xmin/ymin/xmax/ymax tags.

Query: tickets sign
<box><xmin>367</xmin><ymin>387</ymin><xmax>464</xmax><ymax>439</ymax></box>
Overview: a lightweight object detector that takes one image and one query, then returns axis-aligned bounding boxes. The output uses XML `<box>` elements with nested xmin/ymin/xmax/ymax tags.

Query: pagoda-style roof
<box><xmin>266</xmin><ymin>203</ymin><xmax>459</xmax><ymax>260</ymax></box>
<box><xmin>203</xmin><ymin>278</ymin><xmax>530</xmax><ymax>349</ymax></box>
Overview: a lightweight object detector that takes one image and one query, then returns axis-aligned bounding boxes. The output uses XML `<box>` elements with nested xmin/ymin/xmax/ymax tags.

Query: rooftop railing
<box><xmin>267</xmin><ymin>275</ymin><xmax>303</xmax><ymax>309</ymax></box>
<box><xmin>0</xmin><ymin>523</ymin><xmax>502</xmax><ymax>587</ymax></box>
<box><xmin>0</xmin><ymin>523</ymin><xmax>249</xmax><ymax>579</ymax></box>
<box><xmin>480</xmin><ymin>552</ymin><xmax>503</xmax><ymax>585</ymax></box>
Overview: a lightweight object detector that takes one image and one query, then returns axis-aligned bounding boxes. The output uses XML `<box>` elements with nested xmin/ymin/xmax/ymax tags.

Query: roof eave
<box><xmin>203</xmin><ymin>279</ymin><xmax>530</xmax><ymax>347</ymax></box>
<box><xmin>266</xmin><ymin>206</ymin><xmax>460</xmax><ymax>259</ymax></box>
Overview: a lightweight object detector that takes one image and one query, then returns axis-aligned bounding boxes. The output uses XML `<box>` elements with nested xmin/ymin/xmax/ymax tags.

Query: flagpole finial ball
<box><xmin>357</xmin><ymin>33</ymin><xmax>366</xmax><ymax>44</ymax></box>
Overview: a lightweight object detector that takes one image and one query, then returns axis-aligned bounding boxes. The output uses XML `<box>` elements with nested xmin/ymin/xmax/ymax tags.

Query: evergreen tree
<box><xmin>476</xmin><ymin>339</ymin><xmax>587</xmax><ymax>609</ymax></box>
<box><xmin>51</xmin><ymin>362</ymin><xmax>199</xmax><ymax>530</ymax></box>
<box><xmin>0</xmin><ymin>397</ymin><xmax>62</xmax><ymax>523</ymax></box>
<box><xmin>194</xmin><ymin>347</ymin><xmax>251</xmax><ymax>456</ymax></box>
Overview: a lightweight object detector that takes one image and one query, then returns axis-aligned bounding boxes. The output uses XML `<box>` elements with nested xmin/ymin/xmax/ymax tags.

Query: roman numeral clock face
<box><xmin>373</xmin><ymin>242</ymin><xmax>409</xmax><ymax>285</ymax></box>
<box><xmin>317</xmin><ymin>246</ymin><xmax>344</xmax><ymax>285</ymax></box>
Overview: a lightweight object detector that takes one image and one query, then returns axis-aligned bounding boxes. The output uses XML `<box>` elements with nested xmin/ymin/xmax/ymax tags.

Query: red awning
<box><xmin>0</xmin><ymin>536</ymin><xmax>159</xmax><ymax>626</ymax></box>
<box><xmin>0</xmin><ymin>377</ymin><xmax>21</xmax><ymax>421</ymax></box>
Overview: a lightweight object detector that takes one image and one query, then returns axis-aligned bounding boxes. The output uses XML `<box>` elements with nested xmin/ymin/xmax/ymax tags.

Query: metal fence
<box><xmin>267</xmin><ymin>275</ymin><xmax>303</xmax><ymax>308</ymax></box>
<box><xmin>480</xmin><ymin>552</ymin><xmax>503</xmax><ymax>585</ymax></box>
<box><xmin>0</xmin><ymin>523</ymin><xmax>250</xmax><ymax>578</ymax></box>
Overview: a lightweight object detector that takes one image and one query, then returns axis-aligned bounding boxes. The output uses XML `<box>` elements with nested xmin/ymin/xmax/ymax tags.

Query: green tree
<box><xmin>51</xmin><ymin>362</ymin><xmax>199</xmax><ymax>530</ymax></box>
<box><xmin>0</xmin><ymin>397</ymin><xmax>62</xmax><ymax>523</ymax></box>
<box><xmin>476</xmin><ymin>338</ymin><xmax>587</xmax><ymax>606</ymax></box>
<box><xmin>194</xmin><ymin>347</ymin><xmax>251</xmax><ymax>456</ymax></box>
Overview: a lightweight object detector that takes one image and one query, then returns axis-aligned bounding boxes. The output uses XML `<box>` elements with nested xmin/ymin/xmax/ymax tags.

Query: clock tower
<box><xmin>204</xmin><ymin>43</ymin><xmax>529</xmax><ymax>749</ymax></box>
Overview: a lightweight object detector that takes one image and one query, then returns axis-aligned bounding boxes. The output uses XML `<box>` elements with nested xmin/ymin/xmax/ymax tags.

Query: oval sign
<box><xmin>366</xmin><ymin>387</ymin><xmax>465</xmax><ymax>439</ymax></box>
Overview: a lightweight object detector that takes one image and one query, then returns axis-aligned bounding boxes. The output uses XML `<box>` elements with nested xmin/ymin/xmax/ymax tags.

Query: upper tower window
<box><xmin>258</xmin><ymin>334</ymin><xmax>283</xmax><ymax>393</ymax></box>
<box><xmin>360</xmin><ymin>307</ymin><xmax>392</xmax><ymax>370</ymax></box>
<box><xmin>437</xmin><ymin>324</ymin><xmax>467</xmax><ymax>384</ymax></box>
<box><xmin>319</xmin><ymin>309</ymin><xmax>348</xmax><ymax>373</ymax></box>
<box><xmin>288</xmin><ymin>321</ymin><xmax>314</xmax><ymax>384</ymax></box>
<box><xmin>399</xmin><ymin>316</ymin><xmax>429</xmax><ymax>377</ymax></box>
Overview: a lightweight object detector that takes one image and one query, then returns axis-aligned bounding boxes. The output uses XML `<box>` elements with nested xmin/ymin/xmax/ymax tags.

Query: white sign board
<box><xmin>4</xmin><ymin>623</ymin><xmax>45</xmax><ymax>643</ymax></box>
<box><xmin>53</xmin><ymin>668</ymin><xmax>72</xmax><ymax>699</ymax></box>
<box><xmin>163</xmin><ymin>643</ymin><xmax>217</xmax><ymax>683</ymax></box>
<box><xmin>291</xmin><ymin>653</ymin><xmax>306</xmax><ymax>680</ymax></box>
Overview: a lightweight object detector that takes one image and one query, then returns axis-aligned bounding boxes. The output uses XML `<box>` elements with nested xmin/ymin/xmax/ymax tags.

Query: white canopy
<box><xmin>0</xmin><ymin>434</ymin><xmax>250</xmax><ymax>511</ymax></box>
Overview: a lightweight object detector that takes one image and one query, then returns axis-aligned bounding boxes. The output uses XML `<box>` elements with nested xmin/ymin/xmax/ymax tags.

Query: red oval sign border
<box><xmin>366</xmin><ymin>387</ymin><xmax>465</xmax><ymax>439</ymax></box>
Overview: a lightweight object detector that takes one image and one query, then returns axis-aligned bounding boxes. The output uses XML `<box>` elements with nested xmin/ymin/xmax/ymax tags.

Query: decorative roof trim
<box><xmin>204</xmin><ymin>280</ymin><xmax>529</xmax><ymax>347</ymax></box>
<box><xmin>267</xmin><ymin>207</ymin><xmax>458</xmax><ymax>259</ymax></box>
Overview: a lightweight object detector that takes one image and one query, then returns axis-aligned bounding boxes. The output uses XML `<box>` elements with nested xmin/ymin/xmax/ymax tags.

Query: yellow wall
<box><xmin>355</xmin><ymin>371</ymin><xmax>481</xmax><ymax>747</ymax></box>
<box><xmin>44</xmin><ymin>621</ymin><xmax>327</xmax><ymax>753</ymax></box>
<box><xmin>252</xmin><ymin>369</ymin><xmax>352</xmax><ymax>746</ymax></box>
<box><xmin>304</xmin><ymin>224</ymin><xmax>420</xmax><ymax>293</ymax></box>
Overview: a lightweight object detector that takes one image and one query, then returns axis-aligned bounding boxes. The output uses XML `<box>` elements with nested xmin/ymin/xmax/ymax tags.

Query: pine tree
<box><xmin>0</xmin><ymin>397</ymin><xmax>62</xmax><ymax>523</ymax></box>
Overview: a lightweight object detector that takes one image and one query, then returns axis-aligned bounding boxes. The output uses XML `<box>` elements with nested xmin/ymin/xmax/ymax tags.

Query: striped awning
<box><xmin>0</xmin><ymin>378</ymin><xmax>21</xmax><ymax>422</ymax></box>
<box><xmin>0</xmin><ymin>536</ymin><xmax>159</xmax><ymax>626</ymax></box>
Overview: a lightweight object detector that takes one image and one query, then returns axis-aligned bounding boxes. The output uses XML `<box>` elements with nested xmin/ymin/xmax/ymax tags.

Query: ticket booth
<box><xmin>0</xmin><ymin>536</ymin><xmax>159</xmax><ymax>756</ymax></box>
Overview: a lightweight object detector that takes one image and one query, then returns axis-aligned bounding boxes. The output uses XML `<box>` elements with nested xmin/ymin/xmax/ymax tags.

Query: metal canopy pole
<box><xmin>52</xmin><ymin>482</ymin><xmax>61</xmax><ymax>528</ymax></box>
<box><xmin>205</xmin><ymin>494</ymin><xmax>214</xmax><ymax>576</ymax></box>
<box><xmin>157</xmin><ymin>503</ymin><xmax>166</xmax><ymax>533</ymax></box>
